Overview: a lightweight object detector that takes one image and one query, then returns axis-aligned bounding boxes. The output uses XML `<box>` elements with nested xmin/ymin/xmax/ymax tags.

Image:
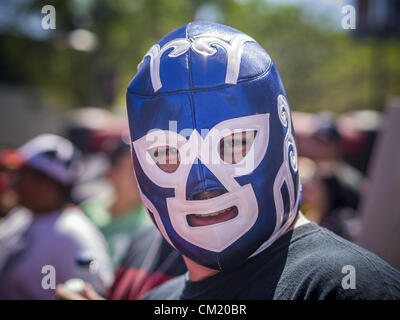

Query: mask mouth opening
<box><xmin>186</xmin><ymin>205</ymin><xmax>238</xmax><ymax>227</ymax></box>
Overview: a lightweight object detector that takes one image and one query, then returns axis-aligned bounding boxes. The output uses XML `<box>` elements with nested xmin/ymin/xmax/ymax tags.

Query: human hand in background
<box><xmin>55</xmin><ymin>281</ymin><xmax>105</xmax><ymax>300</ymax></box>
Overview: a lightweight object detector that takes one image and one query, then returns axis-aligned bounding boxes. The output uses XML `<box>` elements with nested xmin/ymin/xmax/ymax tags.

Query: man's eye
<box><xmin>148</xmin><ymin>146</ymin><xmax>180</xmax><ymax>173</ymax></box>
<box><xmin>219</xmin><ymin>131</ymin><xmax>257</xmax><ymax>164</ymax></box>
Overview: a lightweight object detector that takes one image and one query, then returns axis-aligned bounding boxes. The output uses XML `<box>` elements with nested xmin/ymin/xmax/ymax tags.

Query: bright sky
<box><xmin>267</xmin><ymin>0</ymin><xmax>357</xmax><ymax>29</ymax></box>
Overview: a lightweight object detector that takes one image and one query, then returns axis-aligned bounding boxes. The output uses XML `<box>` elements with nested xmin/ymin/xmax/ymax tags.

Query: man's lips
<box><xmin>186</xmin><ymin>206</ymin><xmax>238</xmax><ymax>227</ymax></box>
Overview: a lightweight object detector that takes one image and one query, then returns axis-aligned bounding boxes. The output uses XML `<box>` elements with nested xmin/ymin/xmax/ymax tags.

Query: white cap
<box><xmin>18</xmin><ymin>134</ymin><xmax>81</xmax><ymax>186</ymax></box>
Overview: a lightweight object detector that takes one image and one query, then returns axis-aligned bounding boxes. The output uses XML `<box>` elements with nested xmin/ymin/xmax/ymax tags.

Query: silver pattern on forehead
<box><xmin>137</xmin><ymin>34</ymin><xmax>256</xmax><ymax>92</ymax></box>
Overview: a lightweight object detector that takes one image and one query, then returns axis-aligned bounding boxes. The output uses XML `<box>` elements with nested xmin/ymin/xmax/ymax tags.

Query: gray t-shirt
<box><xmin>0</xmin><ymin>207</ymin><xmax>114</xmax><ymax>299</ymax></box>
<box><xmin>143</xmin><ymin>222</ymin><xmax>400</xmax><ymax>300</ymax></box>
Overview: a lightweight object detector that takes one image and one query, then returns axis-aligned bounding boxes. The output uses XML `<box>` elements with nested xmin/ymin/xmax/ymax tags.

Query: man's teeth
<box><xmin>193</xmin><ymin>208</ymin><xmax>230</xmax><ymax>218</ymax></box>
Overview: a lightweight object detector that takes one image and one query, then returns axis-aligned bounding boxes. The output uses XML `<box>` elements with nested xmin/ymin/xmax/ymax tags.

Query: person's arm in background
<box><xmin>56</xmin><ymin>282</ymin><xmax>104</xmax><ymax>300</ymax></box>
<box><xmin>54</xmin><ymin>207</ymin><xmax>114</xmax><ymax>295</ymax></box>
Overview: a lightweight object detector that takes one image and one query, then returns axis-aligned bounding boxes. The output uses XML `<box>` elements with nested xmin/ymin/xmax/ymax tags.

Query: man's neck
<box><xmin>182</xmin><ymin>256</ymin><xmax>219</xmax><ymax>282</ymax></box>
<box><xmin>183</xmin><ymin>213</ymin><xmax>310</xmax><ymax>282</ymax></box>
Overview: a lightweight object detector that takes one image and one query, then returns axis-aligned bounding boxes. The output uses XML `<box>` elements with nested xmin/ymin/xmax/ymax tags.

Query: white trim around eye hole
<box><xmin>217</xmin><ymin>128</ymin><xmax>258</xmax><ymax>164</ymax></box>
<box><xmin>132</xmin><ymin>114</ymin><xmax>270</xmax><ymax>191</ymax></box>
<box><xmin>132</xmin><ymin>129</ymin><xmax>189</xmax><ymax>189</ymax></box>
<box><xmin>206</xmin><ymin>113</ymin><xmax>270</xmax><ymax>178</ymax></box>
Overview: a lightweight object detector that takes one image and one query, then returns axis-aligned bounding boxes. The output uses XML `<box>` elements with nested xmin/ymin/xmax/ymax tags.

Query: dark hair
<box><xmin>108</xmin><ymin>140</ymin><xmax>131</xmax><ymax>167</ymax></box>
<box><xmin>24</xmin><ymin>167</ymin><xmax>73</xmax><ymax>204</ymax></box>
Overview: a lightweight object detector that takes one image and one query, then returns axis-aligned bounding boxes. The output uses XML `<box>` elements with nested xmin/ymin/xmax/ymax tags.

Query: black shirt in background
<box><xmin>143</xmin><ymin>222</ymin><xmax>400</xmax><ymax>300</ymax></box>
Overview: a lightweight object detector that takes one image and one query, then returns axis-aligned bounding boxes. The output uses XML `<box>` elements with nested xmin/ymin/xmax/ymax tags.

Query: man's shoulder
<box><xmin>290</xmin><ymin>223</ymin><xmax>398</xmax><ymax>273</ymax></box>
<box><xmin>142</xmin><ymin>274</ymin><xmax>186</xmax><ymax>300</ymax></box>
<box><xmin>274</xmin><ymin>223</ymin><xmax>400</xmax><ymax>299</ymax></box>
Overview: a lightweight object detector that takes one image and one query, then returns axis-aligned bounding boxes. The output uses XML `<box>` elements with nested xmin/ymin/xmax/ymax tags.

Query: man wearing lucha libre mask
<box><xmin>127</xmin><ymin>21</ymin><xmax>400</xmax><ymax>299</ymax></box>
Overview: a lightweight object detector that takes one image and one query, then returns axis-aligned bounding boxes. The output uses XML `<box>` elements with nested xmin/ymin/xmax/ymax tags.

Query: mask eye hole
<box><xmin>148</xmin><ymin>146</ymin><xmax>180</xmax><ymax>173</ymax></box>
<box><xmin>219</xmin><ymin>130</ymin><xmax>257</xmax><ymax>164</ymax></box>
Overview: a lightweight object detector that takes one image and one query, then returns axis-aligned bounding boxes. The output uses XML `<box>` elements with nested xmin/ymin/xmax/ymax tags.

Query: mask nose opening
<box><xmin>185</xmin><ymin>158</ymin><xmax>227</xmax><ymax>200</ymax></box>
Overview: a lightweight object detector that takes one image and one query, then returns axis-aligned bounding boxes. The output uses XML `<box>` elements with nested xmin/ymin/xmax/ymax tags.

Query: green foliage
<box><xmin>0</xmin><ymin>0</ymin><xmax>399</xmax><ymax>113</ymax></box>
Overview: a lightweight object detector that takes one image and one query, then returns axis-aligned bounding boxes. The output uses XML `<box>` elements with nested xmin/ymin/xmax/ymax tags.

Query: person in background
<box><xmin>107</xmin><ymin>225</ymin><xmax>186</xmax><ymax>300</ymax></box>
<box><xmin>301</xmin><ymin>115</ymin><xmax>363</xmax><ymax>240</ymax></box>
<box><xmin>56</xmin><ymin>139</ymin><xmax>186</xmax><ymax>301</ymax></box>
<box><xmin>0</xmin><ymin>134</ymin><xmax>113</xmax><ymax>299</ymax></box>
<box><xmin>0</xmin><ymin>151</ymin><xmax>32</xmax><ymax>276</ymax></box>
<box><xmin>299</xmin><ymin>157</ymin><xmax>358</xmax><ymax>240</ymax></box>
<box><xmin>56</xmin><ymin>225</ymin><xmax>187</xmax><ymax>300</ymax></box>
<box><xmin>0</xmin><ymin>156</ymin><xmax>17</xmax><ymax>218</ymax></box>
<box><xmin>307</xmin><ymin>113</ymin><xmax>363</xmax><ymax>194</ymax></box>
<box><xmin>80</xmin><ymin>140</ymin><xmax>151</xmax><ymax>267</ymax></box>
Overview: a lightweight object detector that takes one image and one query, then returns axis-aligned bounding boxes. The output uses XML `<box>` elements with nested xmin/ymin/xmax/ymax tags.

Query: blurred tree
<box><xmin>0</xmin><ymin>0</ymin><xmax>399</xmax><ymax>112</ymax></box>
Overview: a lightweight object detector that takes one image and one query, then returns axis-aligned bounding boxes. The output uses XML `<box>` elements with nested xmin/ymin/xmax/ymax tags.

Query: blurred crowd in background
<box><xmin>0</xmin><ymin>0</ymin><xmax>399</xmax><ymax>299</ymax></box>
<box><xmin>0</xmin><ymin>106</ymin><xmax>386</xmax><ymax>299</ymax></box>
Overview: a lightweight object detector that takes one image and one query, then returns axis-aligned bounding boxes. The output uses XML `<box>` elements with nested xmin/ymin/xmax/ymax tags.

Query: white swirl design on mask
<box><xmin>138</xmin><ymin>34</ymin><xmax>256</xmax><ymax>92</ymax></box>
<box><xmin>249</xmin><ymin>95</ymin><xmax>300</xmax><ymax>258</ymax></box>
<box><xmin>138</xmin><ymin>39</ymin><xmax>192</xmax><ymax>92</ymax></box>
<box><xmin>278</xmin><ymin>95</ymin><xmax>298</xmax><ymax>172</ymax></box>
<box><xmin>273</xmin><ymin>95</ymin><xmax>299</xmax><ymax>232</ymax></box>
<box><xmin>191</xmin><ymin>34</ymin><xmax>255</xmax><ymax>85</ymax></box>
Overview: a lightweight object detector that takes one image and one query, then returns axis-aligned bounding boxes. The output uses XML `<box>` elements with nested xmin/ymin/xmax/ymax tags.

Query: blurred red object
<box><xmin>0</xmin><ymin>149</ymin><xmax>26</xmax><ymax>170</ymax></box>
<box><xmin>0</xmin><ymin>171</ymin><xmax>8</xmax><ymax>193</ymax></box>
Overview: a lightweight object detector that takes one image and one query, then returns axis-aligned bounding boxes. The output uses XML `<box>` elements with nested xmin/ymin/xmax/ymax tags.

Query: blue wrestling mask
<box><xmin>126</xmin><ymin>21</ymin><xmax>301</xmax><ymax>270</ymax></box>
